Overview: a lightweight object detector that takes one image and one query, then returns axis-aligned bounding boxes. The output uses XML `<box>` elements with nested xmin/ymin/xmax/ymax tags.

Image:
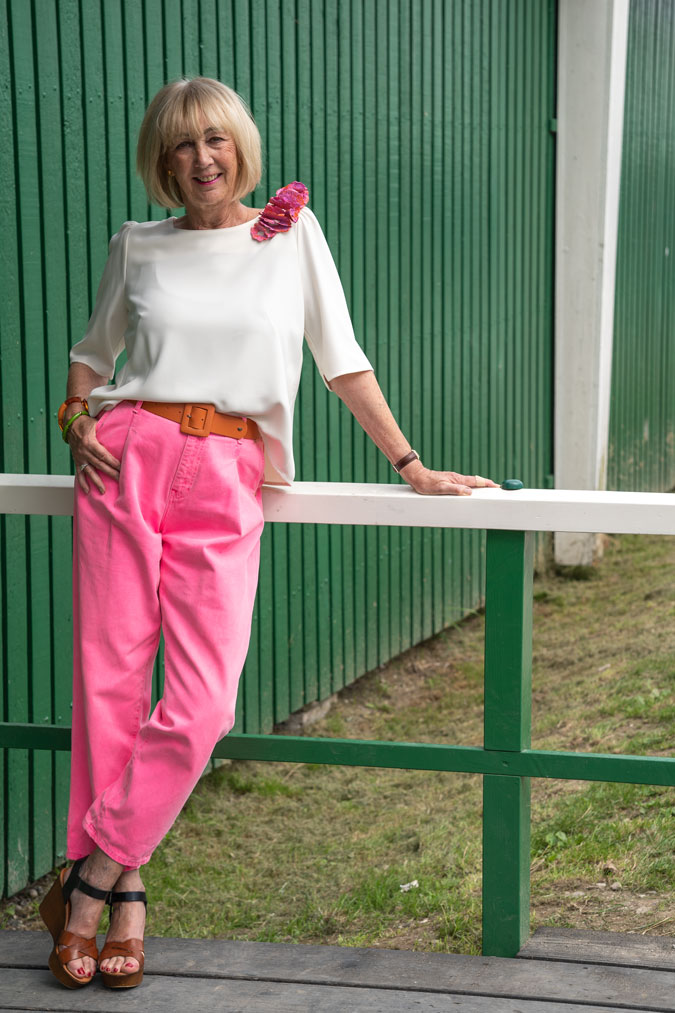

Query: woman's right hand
<box><xmin>66</xmin><ymin>414</ymin><xmax>121</xmax><ymax>495</ymax></box>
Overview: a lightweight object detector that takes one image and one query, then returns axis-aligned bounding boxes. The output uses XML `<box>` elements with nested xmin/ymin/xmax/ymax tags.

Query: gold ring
<box><xmin>474</xmin><ymin>475</ymin><xmax>486</xmax><ymax>488</ymax></box>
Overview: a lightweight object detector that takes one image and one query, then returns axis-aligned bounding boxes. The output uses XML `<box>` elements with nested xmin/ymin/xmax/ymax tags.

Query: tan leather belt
<box><xmin>141</xmin><ymin>401</ymin><xmax>261</xmax><ymax>440</ymax></box>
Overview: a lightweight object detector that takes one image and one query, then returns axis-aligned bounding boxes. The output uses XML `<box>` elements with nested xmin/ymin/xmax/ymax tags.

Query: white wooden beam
<box><xmin>0</xmin><ymin>475</ymin><xmax>672</xmax><ymax>537</ymax></box>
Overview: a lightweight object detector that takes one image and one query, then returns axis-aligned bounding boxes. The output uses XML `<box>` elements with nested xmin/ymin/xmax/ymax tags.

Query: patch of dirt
<box><xmin>1</xmin><ymin>870</ymin><xmax>58</xmax><ymax>931</ymax></box>
<box><xmin>533</xmin><ymin>883</ymin><xmax>675</xmax><ymax>937</ymax></box>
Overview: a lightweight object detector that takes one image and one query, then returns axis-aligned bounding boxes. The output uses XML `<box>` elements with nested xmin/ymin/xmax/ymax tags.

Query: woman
<box><xmin>40</xmin><ymin>77</ymin><xmax>497</xmax><ymax>990</ymax></box>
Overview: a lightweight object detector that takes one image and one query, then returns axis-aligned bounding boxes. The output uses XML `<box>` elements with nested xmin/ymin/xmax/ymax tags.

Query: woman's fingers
<box><xmin>91</xmin><ymin>425</ymin><xmax>122</xmax><ymax>474</ymax></box>
<box><xmin>76</xmin><ymin>463</ymin><xmax>106</xmax><ymax>496</ymax></box>
<box><xmin>74</xmin><ymin>457</ymin><xmax>117</xmax><ymax>495</ymax></box>
<box><xmin>81</xmin><ymin>455</ymin><xmax>121</xmax><ymax>479</ymax></box>
<box><xmin>442</xmin><ymin>471</ymin><xmax>499</xmax><ymax>490</ymax></box>
<box><xmin>468</xmin><ymin>474</ymin><xmax>499</xmax><ymax>489</ymax></box>
<box><xmin>68</xmin><ymin>415</ymin><xmax>121</xmax><ymax>494</ymax></box>
<box><xmin>408</xmin><ymin>469</ymin><xmax>500</xmax><ymax>496</ymax></box>
<box><xmin>441</xmin><ymin>480</ymin><xmax>473</xmax><ymax>496</ymax></box>
<box><xmin>409</xmin><ymin>471</ymin><xmax>471</xmax><ymax>496</ymax></box>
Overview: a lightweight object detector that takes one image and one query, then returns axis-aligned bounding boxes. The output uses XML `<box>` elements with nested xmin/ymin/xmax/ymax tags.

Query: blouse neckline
<box><xmin>168</xmin><ymin>213</ymin><xmax>261</xmax><ymax>234</ymax></box>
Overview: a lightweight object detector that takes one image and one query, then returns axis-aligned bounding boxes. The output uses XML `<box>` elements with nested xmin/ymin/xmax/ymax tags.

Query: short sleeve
<box><xmin>297</xmin><ymin>207</ymin><xmax>373</xmax><ymax>387</ymax></box>
<box><xmin>69</xmin><ymin>222</ymin><xmax>133</xmax><ymax>378</ymax></box>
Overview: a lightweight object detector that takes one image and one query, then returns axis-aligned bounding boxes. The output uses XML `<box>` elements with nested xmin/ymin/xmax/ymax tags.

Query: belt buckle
<box><xmin>180</xmin><ymin>403</ymin><xmax>215</xmax><ymax>437</ymax></box>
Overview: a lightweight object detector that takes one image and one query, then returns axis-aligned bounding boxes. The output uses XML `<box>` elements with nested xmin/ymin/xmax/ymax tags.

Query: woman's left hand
<box><xmin>403</xmin><ymin>465</ymin><xmax>499</xmax><ymax>496</ymax></box>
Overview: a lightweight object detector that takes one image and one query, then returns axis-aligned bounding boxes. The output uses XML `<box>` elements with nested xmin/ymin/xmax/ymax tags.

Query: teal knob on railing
<box><xmin>501</xmin><ymin>479</ymin><xmax>524</xmax><ymax>490</ymax></box>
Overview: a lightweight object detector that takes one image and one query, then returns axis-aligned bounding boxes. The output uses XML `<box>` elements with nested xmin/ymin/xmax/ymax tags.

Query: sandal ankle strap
<box><xmin>62</xmin><ymin>857</ymin><xmax>112</xmax><ymax>905</ymax></box>
<box><xmin>108</xmin><ymin>889</ymin><xmax>148</xmax><ymax>910</ymax></box>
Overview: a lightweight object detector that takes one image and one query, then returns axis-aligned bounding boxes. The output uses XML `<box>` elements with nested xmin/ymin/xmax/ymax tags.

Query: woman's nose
<box><xmin>193</xmin><ymin>141</ymin><xmax>212</xmax><ymax>165</ymax></box>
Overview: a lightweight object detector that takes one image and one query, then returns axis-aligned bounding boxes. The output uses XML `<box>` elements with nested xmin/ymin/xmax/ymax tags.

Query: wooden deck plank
<box><xmin>0</xmin><ymin>968</ymin><xmax>659</xmax><ymax>1013</ymax></box>
<box><xmin>519</xmin><ymin>928</ymin><xmax>675</xmax><ymax>971</ymax></box>
<box><xmin>1</xmin><ymin>931</ymin><xmax>673</xmax><ymax>1011</ymax></box>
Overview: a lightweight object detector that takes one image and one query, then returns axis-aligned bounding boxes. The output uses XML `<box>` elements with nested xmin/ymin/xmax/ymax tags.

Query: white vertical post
<box><xmin>554</xmin><ymin>0</ymin><xmax>630</xmax><ymax>565</ymax></box>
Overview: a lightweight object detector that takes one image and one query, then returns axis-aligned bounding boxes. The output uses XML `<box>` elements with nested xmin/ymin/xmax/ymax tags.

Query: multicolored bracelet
<box><xmin>58</xmin><ymin>396</ymin><xmax>89</xmax><ymax>431</ymax></box>
<box><xmin>61</xmin><ymin>409</ymin><xmax>89</xmax><ymax>444</ymax></box>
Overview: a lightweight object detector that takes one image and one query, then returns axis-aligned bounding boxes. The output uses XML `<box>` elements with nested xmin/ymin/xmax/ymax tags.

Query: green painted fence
<box><xmin>0</xmin><ymin>0</ymin><xmax>556</xmax><ymax>898</ymax></box>
<box><xmin>3</xmin><ymin>492</ymin><xmax>674</xmax><ymax>957</ymax></box>
<box><xmin>609</xmin><ymin>0</ymin><xmax>675</xmax><ymax>492</ymax></box>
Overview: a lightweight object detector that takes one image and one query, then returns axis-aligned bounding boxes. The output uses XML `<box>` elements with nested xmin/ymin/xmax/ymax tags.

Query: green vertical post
<box><xmin>482</xmin><ymin>529</ymin><xmax>534</xmax><ymax>957</ymax></box>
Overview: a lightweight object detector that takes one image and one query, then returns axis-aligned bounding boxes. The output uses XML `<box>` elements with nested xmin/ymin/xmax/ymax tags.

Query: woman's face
<box><xmin>164</xmin><ymin>112</ymin><xmax>240</xmax><ymax>212</ymax></box>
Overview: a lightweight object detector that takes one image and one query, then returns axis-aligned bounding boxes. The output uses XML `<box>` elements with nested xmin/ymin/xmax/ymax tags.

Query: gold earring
<box><xmin>167</xmin><ymin>169</ymin><xmax>174</xmax><ymax>176</ymax></box>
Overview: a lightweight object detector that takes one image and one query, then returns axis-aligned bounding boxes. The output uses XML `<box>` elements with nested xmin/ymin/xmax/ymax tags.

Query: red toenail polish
<box><xmin>125</xmin><ymin>962</ymin><xmax>134</xmax><ymax>968</ymax></box>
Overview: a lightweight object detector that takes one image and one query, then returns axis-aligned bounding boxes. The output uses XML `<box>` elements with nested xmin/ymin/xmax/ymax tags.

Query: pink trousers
<box><xmin>66</xmin><ymin>401</ymin><xmax>265</xmax><ymax>869</ymax></box>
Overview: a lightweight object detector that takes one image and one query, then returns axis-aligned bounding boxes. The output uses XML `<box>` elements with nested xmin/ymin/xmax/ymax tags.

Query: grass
<box><xmin>3</xmin><ymin>533</ymin><xmax>674</xmax><ymax>950</ymax></box>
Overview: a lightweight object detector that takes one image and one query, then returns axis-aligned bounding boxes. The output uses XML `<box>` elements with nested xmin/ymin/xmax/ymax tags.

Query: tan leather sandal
<box><xmin>38</xmin><ymin>856</ymin><xmax>110</xmax><ymax>989</ymax></box>
<box><xmin>98</xmin><ymin>889</ymin><xmax>147</xmax><ymax>989</ymax></box>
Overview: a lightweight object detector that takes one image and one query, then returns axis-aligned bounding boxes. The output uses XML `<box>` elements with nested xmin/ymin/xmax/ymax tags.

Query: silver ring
<box><xmin>80</xmin><ymin>462</ymin><xmax>89</xmax><ymax>472</ymax></box>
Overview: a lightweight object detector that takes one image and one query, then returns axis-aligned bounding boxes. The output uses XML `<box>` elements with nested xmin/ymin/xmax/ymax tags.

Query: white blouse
<box><xmin>69</xmin><ymin>205</ymin><xmax>373</xmax><ymax>484</ymax></box>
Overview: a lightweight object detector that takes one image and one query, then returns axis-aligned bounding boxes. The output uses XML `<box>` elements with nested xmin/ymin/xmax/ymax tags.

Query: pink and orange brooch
<box><xmin>251</xmin><ymin>181</ymin><xmax>309</xmax><ymax>242</ymax></box>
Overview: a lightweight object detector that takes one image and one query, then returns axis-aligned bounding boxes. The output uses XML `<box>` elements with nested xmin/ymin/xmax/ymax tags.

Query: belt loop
<box><xmin>133</xmin><ymin>399</ymin><xmax>143</xmax><ymax>414</ymax></box>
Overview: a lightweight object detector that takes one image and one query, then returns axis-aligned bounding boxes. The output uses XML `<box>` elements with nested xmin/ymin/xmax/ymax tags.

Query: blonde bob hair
<box><xmin>137</xmin><ymin>77</ymin><xmax>262</xmax><ymax>207</ymax></box>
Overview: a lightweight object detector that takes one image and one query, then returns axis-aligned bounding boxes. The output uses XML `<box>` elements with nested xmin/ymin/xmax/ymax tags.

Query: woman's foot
<box><xmin>99</xmin><ymin>870</ymin><xmax>147</xmax><ymax>977</ymax></box>
<box><xmin>58</xmin><ymin>851</ymin><xmax>122</xmax><ymax>981</ymax></box>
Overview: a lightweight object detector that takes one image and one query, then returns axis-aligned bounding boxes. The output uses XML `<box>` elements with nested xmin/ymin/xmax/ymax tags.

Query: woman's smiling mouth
<box><xmin>195</xmin><ymin>173</ymin><xmax>222</xmax><ymax>186</ymax></box>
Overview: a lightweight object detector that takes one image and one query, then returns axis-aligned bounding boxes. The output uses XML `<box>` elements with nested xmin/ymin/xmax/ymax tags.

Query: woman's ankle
<box><xmin>113</xmin><ymin>869</ymin><xmax>144</xmax><ymax>891</ymax></box>
<box><xmin>78</xmin><ymin>848</ymin><xmax>125</xmax><ymax>891</ymax></box>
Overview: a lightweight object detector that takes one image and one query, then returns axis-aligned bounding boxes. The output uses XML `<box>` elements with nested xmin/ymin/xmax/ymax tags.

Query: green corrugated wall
<box><xmin>0</xmin><ymin>0</ymin><xmax>556</xmax><ymax>898</ymax></box>
<box><xmin>609</xmin><ymin>0</ymin><xmax>675</xmax><ymax>492</ymax></box>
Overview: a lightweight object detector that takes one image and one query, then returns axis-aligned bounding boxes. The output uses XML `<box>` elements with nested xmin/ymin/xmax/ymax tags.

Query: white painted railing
<box><xmin>0</xmin><ymin>474</ymin><xmax>673</xmax><ymax>535</ymax></box>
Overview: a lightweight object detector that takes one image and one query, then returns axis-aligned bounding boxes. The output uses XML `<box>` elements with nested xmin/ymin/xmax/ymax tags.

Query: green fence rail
<box><xmin>1</xmin><ymin>477</ymin><xmax>674</xmax><ymax>957</ymax></box>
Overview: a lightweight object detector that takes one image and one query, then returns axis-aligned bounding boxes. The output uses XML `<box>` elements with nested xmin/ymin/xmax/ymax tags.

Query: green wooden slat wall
<box><xmin>609</xmin><ymin>0</ymin><xmax>675</xmax><ymax>492</ymax></box>
<box><xmin>0</xmin><ymin>0</ymin><xmax>556</xmax><ymax>898</ymax></box>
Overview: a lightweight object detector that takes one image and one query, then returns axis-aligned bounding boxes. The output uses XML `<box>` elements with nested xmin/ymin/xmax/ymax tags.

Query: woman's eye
<box><xmin>175</xmin><ymin>140</ymin><xmax>192</xmax><ymax>150</ymax></box>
